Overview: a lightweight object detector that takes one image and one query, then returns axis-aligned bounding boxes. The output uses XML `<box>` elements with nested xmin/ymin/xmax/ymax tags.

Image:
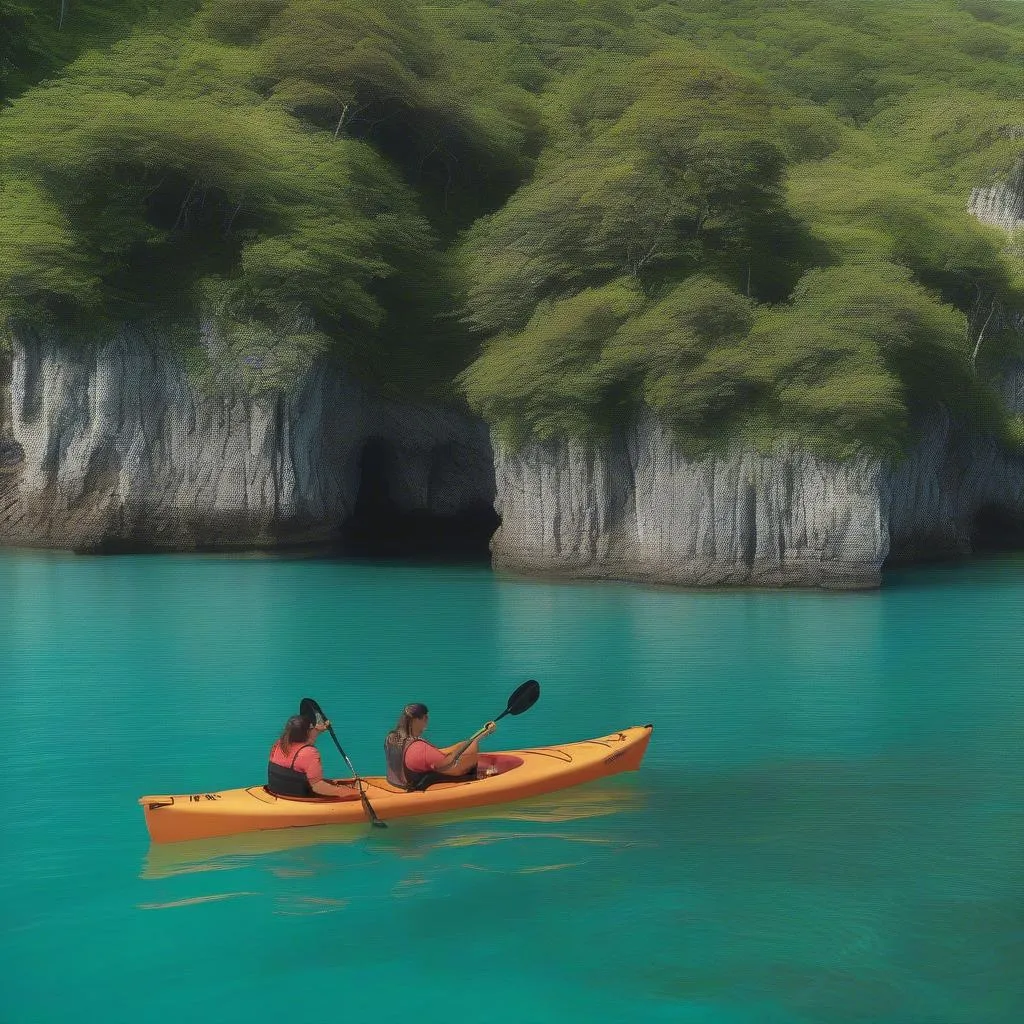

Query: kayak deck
<box><xmin>139</xmin><ymin>725</ymin><xmax>653</xmax><ymax>844</ymax></box>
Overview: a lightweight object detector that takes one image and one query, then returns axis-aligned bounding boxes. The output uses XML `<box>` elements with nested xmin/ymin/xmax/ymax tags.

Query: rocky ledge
<box><xmin>3</xmin><ymin>157</ymin><xmax>1024</xmax><ymax>585</ymax></box>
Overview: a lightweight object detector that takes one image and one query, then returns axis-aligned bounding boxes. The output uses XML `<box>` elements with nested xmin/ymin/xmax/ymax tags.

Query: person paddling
<box><xmin>384</xmin><ymin>703</ymin><xmax>496</xmax><ymax>791</ymax></box>
<box><xmin>268</xmin><ymin>714</ymin><xmax>356</xmax><ymax>798</ymax></box>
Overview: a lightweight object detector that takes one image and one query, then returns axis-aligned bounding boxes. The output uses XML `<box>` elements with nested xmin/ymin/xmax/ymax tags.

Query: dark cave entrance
<box><xmin>971</xmin><ymin>504</ymin><xmax>1024</xmax><ymax>553</ymax></box>
<box><xmin>339</xmin><ymin>437</ymin><xmax>498</xmax><ymax>561</ymax></box>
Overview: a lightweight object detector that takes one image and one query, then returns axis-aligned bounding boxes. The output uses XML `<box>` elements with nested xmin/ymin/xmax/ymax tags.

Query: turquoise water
<box><xmin>1</xmin><ymin>550</ymin><xmax>1022</xmax><ymax>1023</ymax></box>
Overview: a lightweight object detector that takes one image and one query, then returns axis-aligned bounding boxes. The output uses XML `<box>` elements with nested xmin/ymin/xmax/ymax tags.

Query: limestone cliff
<box><xmin>487</xmin><ymin>166</ymin><xmax>1024</xmax><ymax>588</ymax></box>
<box><xmin>0</xmin><ymin>328</ymin><xmax>493</xmax><ymax>552</ymax></box>
<box><xmin>885</xmin><ymin>364</ymin><xmax>1024</xmax><ymax>562</ymax></box>
<box><xmin>490</xmin><ymin>388</ymin><xmax>1024</xmax><ymax>590</ymax></box>
<box><xmin>969</xmin><ymin>160</ymin><xmax>1024</xmax><ymax>233</ymax></box>
<box><xmin>491</xmin><ymin>415</ymin><xmax>888</xmax><ymax>588</ymax></box>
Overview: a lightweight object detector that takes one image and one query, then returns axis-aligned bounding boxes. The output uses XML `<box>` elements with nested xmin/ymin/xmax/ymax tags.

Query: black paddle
<box><xmin>449</xmin><ymin>678</ymin><xmax>541</xmax><ymax>767</ymax></box>
<box><xmin>299</xmin><ymin>697</ymin><xmax>388</xmax><ymax>829</ymax></box>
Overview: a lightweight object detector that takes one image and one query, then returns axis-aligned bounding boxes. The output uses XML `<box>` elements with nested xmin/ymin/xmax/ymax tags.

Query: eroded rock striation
<box><xmin>969</xmin><ymin>160</ymin><xmax>1024</xmax><ymax>233</ymax></box>
<box><xmin>490</xmin><ymin>383</ymin><xmax>1024</xmax><ymax>590</ymax></box>
<box><xmin>490</xmin><ymin>416</ymin><xmax>888</xmax><ymax>589</ymax></box>
<box><xmin>0</xmin><ymin>327</ymin><xmax>493</xmax><ymax>552</ymax></box>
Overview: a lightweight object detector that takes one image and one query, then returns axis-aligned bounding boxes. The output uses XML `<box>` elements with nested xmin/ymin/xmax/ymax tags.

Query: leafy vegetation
<box><xmin>0</xmin><ymin>0</ymin><xmax>196</xmax><ymax>104</ymax></box>
<box><xmin>1</xmin><ymin>0</ymin><xmax>1023</xmax><ymax>446</ymax></box>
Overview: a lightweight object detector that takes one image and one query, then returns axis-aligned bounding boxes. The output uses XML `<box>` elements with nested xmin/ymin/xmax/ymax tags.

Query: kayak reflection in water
<box><xmin>268</xmin><ymin>714</ymin><xmax>357</xmax><ymax>798</ymax></box>
<box><xmin>384</xmin><ymin>703</ymin><xmax>497</xmax><ymax>791</ymax></box>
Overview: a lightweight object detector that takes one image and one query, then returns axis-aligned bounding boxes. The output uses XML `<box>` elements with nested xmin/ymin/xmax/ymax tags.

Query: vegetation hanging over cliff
<box><xmin>0</xmin><ymin>0</ymin><xmax>1022</xmax><ymax>453</ymax></box>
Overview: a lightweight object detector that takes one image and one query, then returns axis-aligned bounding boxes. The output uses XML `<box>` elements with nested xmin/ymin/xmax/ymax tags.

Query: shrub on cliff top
<box><xmin>460</xmin><ymin>264</ymin><xmax>991</xmax><ymax>461</ymax></box>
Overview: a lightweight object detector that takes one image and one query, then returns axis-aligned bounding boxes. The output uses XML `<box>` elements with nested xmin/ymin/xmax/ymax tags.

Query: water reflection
<box><xmin>141</xmin><ymin>822</ymin><xmax>365</xmax><ymax>880</ymax></box>
<box><xmin>492</xmin><ymin>573</ymin><xmax>893</xmax><ymax>768</ymax></box>
<box><xmin>141</xmin><ymin>780</ymin><xmax>647</xmax><ymax>882</ymax></box>
<box><xmin>273</xmin><ymin>895</ymin><xmax>350</xmax><ymax>917</ymax></box>
<box><xmin>138</xmin><ymin>891</ymin><xmax>260</xmax><ymax>911</ymax></box>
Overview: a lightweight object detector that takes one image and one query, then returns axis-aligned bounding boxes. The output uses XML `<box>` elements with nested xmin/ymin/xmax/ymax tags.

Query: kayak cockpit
<box><xmin>476</xmin><ymin>753</ymin><xmax>524</xmax><ymax>778</ymax></box>
<box><xmin>413</xmin><ymin>753</ymin><xmax>525</xmax><ymax>790</ymax></box>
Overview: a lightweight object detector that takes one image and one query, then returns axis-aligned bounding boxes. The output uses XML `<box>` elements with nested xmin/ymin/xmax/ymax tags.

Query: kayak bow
<box><xmin>139</xmin><ymin>724</ymin><xmax>653</xmax><ymax>844</ymax></box>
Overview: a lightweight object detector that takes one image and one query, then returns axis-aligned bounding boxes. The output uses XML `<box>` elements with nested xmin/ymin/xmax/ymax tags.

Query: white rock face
<box><xmin>1</xmin><ymin>330</ymin><xmax>1020</xmax><ymax>582</ymax></box>
<box><xmin>886</xmin><ymin>364</ymin><xmax>1024</xmax><ymax>560</ymax></box>
<box><xmin>0</xmin><ymin>327</ymin><xmax>493</xmax><ymax>551</ymax></box>
<box><xmin>490</xmin><ymin>364</ymin><xmax>1024</xmax><ymax>589</ymax></box>
<box><xmin>969</xmin><ymin>160</ymin><xmax>1024</xmax><ymax>232</ymax></box>
<box><xmin>491</xmin><ymin>415</ymin><xmax>888</xmax><ymax>588</ymax></box>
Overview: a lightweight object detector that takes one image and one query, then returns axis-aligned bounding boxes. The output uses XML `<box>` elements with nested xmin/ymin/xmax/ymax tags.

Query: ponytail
<box><xmin>385</xmin><ymin>703</ymin><xmax>428</xmax><ymax>754</ymax></box>
<box><xmin>278</xmin><ymin>714</ymin><xmax>312</xmax><ymax>756</ymax></box>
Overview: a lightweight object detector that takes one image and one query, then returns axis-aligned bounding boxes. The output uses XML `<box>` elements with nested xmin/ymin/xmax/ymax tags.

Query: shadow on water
<box><xmin>881</xmin><ymin>549</ymin><xmax>1024</xmax><ymax>589</ymax></box>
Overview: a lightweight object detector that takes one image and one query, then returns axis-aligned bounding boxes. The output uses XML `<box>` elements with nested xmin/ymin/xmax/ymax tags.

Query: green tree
<box><xmin>1</xmin><ymin>0</ymin><xmax>1023</xmax><ymax>452</ymax></box>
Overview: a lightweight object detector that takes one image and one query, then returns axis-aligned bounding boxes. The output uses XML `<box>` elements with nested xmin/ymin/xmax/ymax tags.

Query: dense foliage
<box><xmin>0</xmin><ymin>0</ymin><xmax>196</xmax><ymax>103</ymax></box>
<box><xmin>1</xmin><ymin>0</ymin><xmax>1023</xmax><ymax>452</ymax></box>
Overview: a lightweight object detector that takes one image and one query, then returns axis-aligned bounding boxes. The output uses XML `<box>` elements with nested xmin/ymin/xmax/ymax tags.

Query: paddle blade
<box><xmin>505</xmin><ymin>679</ymin><xmax>540</xmax><ymax>716</ymax></box>
<box><xmin>299</xmin><ymin>697</ymin><xmax>323</xmax><ymax>726</ymax></box>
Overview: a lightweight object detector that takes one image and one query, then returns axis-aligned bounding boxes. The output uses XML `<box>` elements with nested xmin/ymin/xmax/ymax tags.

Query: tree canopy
<box><xmin>1</xmin><ymin>0</ymin><xmax>1022</xmax><ymax>445</ymax></box>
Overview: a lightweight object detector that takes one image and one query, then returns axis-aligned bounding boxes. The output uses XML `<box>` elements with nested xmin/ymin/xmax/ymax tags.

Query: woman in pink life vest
<box><xmin>384</xmin><ymin>703</ymin><xmax>496</xmax><ymax>791</ymax></box>
<box><xmin>267</xmin><ymin>714</ymin><xmax>355</xmax><ymax>797</ymax></box>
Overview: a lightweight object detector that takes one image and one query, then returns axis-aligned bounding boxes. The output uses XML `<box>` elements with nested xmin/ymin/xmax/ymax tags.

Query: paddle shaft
<box><xmin>310</xmin><ymin>707</ymin><xmax>387</xmax><ymax>829</ymax></box>
<box><xmin>325</xmin><ymin>724</ymin><xmax>360</xmax><ymax>777</ymax></box>
<box><xmin>449</xmin><ymin>706</ymin><xmax>514</xmax><ymax>767</ymax></box>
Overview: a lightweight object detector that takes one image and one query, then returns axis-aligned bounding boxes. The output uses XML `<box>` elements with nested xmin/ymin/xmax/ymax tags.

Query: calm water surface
<box><xmin>1</xmin><ymin>551</ymin><xmax>1022</xmax><ymax>1023</ymax></box>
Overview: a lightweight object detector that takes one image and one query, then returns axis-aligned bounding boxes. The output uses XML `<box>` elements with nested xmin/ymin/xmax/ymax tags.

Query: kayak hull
<box><xmin>139</xmin><ymin>725</ymin><xmax>653</xmax><ymax>844</ymax></box>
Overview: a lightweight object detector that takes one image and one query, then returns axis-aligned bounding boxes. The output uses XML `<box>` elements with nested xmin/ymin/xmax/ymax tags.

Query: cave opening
<box><xmin>339</xmin><ymin>437</ymin><xmax>499</xmax><ymax>561</ymax></box>
<box><xmin>971</xmin><ymin>504</ymin><xmax>1024</xmax><ymax>553</ymax></box>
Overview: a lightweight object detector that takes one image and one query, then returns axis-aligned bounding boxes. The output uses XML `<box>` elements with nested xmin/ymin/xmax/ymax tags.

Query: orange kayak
<box><xmin>139</xmin><ymin>725</ymin><xmax>653</xmax><ymax>844</ymax></box>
